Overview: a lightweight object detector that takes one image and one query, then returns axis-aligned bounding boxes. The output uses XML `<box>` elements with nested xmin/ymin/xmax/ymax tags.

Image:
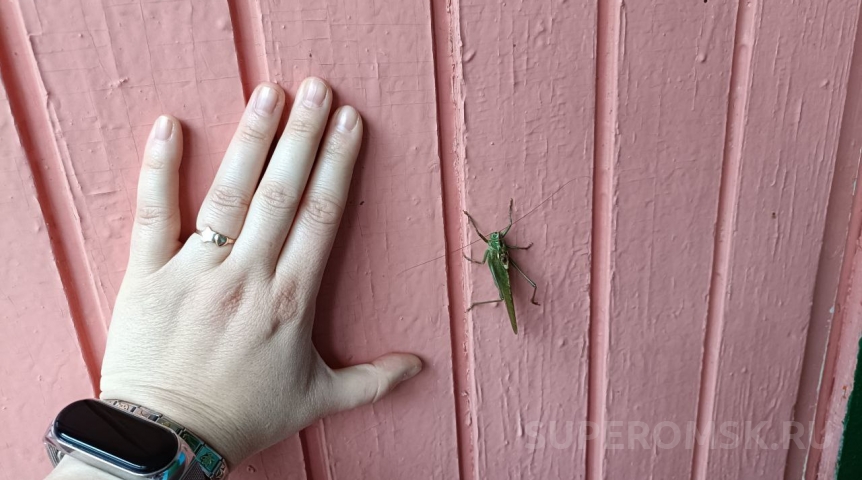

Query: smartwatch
<box><xmin>44</xmin><ymin>399</ymin><xmax>228</xmax><ymax>480</ymax></box>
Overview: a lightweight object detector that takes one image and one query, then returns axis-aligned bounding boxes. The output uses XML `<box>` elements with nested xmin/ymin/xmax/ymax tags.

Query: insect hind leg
<box><xmin>466</xmin><ymin>297</ymin><xmax>504</xmax><ymax>312</ymax></box>
<box><xmin>510</xmin><ymin>259</ymin><xmax>540</xmax><ymax>305</ymax></box>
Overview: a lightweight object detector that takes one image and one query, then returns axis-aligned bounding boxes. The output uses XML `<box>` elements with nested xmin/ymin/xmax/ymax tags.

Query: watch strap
<box><xmin>102</xmin><ymin>399</ymin><xmax>228</xmax><ymax>480</ymax></box>
<box><xmin>181</xmin><ymin>462</ymin><xmax>209</xmax><ymax>480</ymax></box>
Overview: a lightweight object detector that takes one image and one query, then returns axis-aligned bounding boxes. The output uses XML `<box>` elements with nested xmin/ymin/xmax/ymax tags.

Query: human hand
<box><xmin>99</xmin><ymin>78</ymin><xmax>422</xmax><ymax>468</ymax></box>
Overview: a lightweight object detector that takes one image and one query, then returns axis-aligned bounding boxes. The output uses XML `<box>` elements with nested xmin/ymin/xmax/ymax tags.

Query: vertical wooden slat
<box><xmin>705</xmin><ymin>1</ymin><xmax>861</xmax><ymax>478</ymax></box>
<box><xmin>0</xmin><ymin>51</ymin><xmax>93</xmax><ymax>480</ymax></box>
<box><xmin>429</xmin><ymin>0</ymin><xmax>474</xmax><ymax>477</ymax></box>
<box><xmin>808</xmin><ymin>123</ymin><xmax>862</xmax><ymax>479</ymax></box>
<box><xmin>457</xmin><ymin>1</ymin><xmax>595</xmax><ymax>478</ymax></box>
<box><xmin>814</xmin><ymin>222</ymin><xmax>862</xmax><ymax>478</ymax></box>
<box><xmin>596</xmin><ymin>1</ymin><xmax>738</xmax><ymax>479</ymax></box>
<box><xmin>249</xmin><ymin>1</ymin><xmax>460</xmax><ymax>478</ymax></box>
<box><xmin>787</xmin><ymin>1</ymin><xmax>862</xmax><ymax>476</ymax></box>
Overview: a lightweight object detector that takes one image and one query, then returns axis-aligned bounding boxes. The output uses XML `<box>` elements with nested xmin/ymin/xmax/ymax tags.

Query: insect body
<box><xmin>464</xmin><ymin>199</ymin><xmax>540</xmax><ymax>334</ymax></box>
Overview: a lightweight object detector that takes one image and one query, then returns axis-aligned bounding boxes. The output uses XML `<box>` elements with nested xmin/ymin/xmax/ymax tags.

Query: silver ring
<box><xmin>196</xmin><ymin>226</ymin><xmax>235</xmax><ymax>247</ymax></box>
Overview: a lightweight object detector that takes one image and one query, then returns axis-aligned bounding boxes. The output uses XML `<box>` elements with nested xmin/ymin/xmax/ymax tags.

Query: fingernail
<box><xmin>254</xmin><ymin>86</ymin><xmax>278</xmax><ymax>115</ymax></box>
<box><xmin>302</xmin><ymin>77</ymin><xmax>326</xmax><ymax>108</ymax></box>
<box><xmin>402</xmin><ymin>362</ymin><xmax>422</xmax><ymax>381</ymax></box>
<box><xmin>154</xmin><ymin>116</ymin><xmax>173</xmax><ymax>141</ymax></box>
<box><xmin>336</xmin><ymin>106</ymin><xmax>359</xmax><ymax>132</ymax></box>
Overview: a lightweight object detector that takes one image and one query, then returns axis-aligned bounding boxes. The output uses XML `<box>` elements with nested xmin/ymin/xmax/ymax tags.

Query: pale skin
<box><xmin>46</xmin><ymin>78</ymin><xmax>422</xmax><ymax>479</ymax></box>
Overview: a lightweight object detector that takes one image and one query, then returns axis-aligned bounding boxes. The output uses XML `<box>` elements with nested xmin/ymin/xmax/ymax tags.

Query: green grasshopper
<box><xmin>463</xmin><ymin>199</ymin><xmax>540</xmax><ymax>334</ymax></box>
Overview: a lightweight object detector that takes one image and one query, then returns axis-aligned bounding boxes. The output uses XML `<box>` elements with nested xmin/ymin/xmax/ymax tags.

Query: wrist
<box><xmin>98</xmin><ymin>388</ymin><xmax>245</xmax><ymax>468</ymax></box>
<box><xmin>47</xmin><ymin>457</ymin><xmax>121</xmax><ymax>480</ymax></box>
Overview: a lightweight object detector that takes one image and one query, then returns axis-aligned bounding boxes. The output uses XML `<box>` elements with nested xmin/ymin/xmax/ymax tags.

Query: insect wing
<box><xmin>488</xmin><ymin>249</ymin><xmax>517</xmax><ymax>334</ymax></box>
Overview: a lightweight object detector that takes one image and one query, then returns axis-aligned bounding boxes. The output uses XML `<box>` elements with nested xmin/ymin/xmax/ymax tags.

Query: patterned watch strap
<box><xmin>181</xmin><ymin>462</ymin><xmax>210</xmax><ymax>480</ymax></box>
<box><xmin>102</xmin><ymin>399</ymin><xmax>228</xmax><ymax>480</ymax></box>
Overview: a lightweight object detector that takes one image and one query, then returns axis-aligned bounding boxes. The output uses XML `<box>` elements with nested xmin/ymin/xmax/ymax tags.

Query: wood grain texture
<box><xmin>789</xmin><ymin>2</ymin><xmax>862</xmax><ymax>476</ymax></box>
<box><xmin>456</xmin><ymin>1</ymin><xmax>594</xmax><ymax>478</ymax></box>
<box><xmin>597</xmin><ymin>2</ymin><xmax>736</xmax><ymax>480</ymax></box>
<box><xmin>810</xmin><ymin>158</ymin><xmax>862</xmax><ymax>479</ymax></box>
<box><xmin>813</xmin><ymin>240</ymin><xmax>862</xmax><ymax>479</ymax></box>
<box><xmin>704</xmin><ymin>1</ymin><xmax>861</xmax><ymax>479</ymax></box>
<box><xmin>0</xmin><ymin>52</ymin><xmax>93</xmax><ymax>480</ymax></box>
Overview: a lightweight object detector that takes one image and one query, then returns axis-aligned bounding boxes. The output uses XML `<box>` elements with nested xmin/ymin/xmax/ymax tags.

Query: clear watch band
<box><xmin>101</xmin><ymin>399</ymin><xmax>228</xmax><ymax>480</ymax></box>
<box><xmin>46</xmin><ymin>443</ymin><xmax>209</xmax><ymax>480</ymax></box>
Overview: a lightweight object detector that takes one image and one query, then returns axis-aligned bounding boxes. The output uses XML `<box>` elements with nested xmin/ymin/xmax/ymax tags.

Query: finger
<box><xmin>275</xmin><ymin>105</ymin><xmax>362</xmax><ymax>279</ymax></box>
<box><xmin>324</xmin><ymin>353</ymin><xmax>422</xmax><ymax>413</ymax></box>
<box><xmin>129</xmin><ymin>115</ymin><xmax>183</xmax><ymax>274</ymax></box>
<box><xmin>193</xmin><ymin>83</ymin><xmax>285</xmax><ymax>260</ymax></box>
<box><xmin>234</xmin><ymin>77</ymin><xmax>332</xmax><ymax>265</ymax></box>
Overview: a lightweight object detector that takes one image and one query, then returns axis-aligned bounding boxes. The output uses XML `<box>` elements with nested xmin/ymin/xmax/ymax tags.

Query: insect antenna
<box><xmin>396</xmin><ymin>177</ymin><xmax>581</xmax><ymax>275</ymax></box>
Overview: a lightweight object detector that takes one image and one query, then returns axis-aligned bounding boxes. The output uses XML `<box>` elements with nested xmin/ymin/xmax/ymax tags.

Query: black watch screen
<box><xmin>53</xmin><ymin>399</ymin><xmax>179</xmax><ymax>475</ymax></box>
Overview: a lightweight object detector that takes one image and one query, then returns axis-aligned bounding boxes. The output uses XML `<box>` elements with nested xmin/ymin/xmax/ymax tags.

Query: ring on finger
<box><xmin>195</xmin><ymin>226</ymin><xmax>236</xmax><ymax>247</ymax></box>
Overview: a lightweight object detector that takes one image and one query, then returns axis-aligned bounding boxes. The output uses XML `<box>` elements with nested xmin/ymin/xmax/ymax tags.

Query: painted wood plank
<box><xmin>598</xmin><ymin>2</ymin><xmax>737</xmax><ymax>479</ymax></box>
<box><xmin>250</xmin><ymin>1</ymin><xmax>460</xmax><ymax>478</ymax></box>
<box><xmin>456</xmin><ymin>1</ymin><xmax>595</xmax><ymax>478</ymax></box>
<box><xmin>0</xmin><ymin>53</ymin><xmax>94</xmax><ymax>480</ymax></box>
<box><xmin>787</xmin><ymin>3</ymin><xmax>862</xmax><ymax>476</ymax></box>
<box><xmin>817</xmin><ymin>244</ymin><xmax>862</xmax><ymax>478</ymax></box>
<box><xmin>811</xmin><ymin>173</ymin><xmax>862</xmax><ymax>479</ymax></box>
<box><xmin>704</xmin><ymin>1</ymin><xmax>861</xmax><ymax>478</ymax></box>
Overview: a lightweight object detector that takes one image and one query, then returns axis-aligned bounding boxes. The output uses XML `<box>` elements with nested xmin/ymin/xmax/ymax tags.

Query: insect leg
<box><xmin>501</xmin><ymin>198</ymin><xmax>514</xmax><ymax>237</ymax></box>
<box><xmin>463</xmin><ymin>253</ymin><xmax>486</xmax><ymax>264</ymax></box>
<box><xmin>508</xmin><ymin>242</ymin><xmax>533</xmax><ymax>250</ymax></box>
<box><xmin>463</xmin><ymin>210</ymin><xmax>489</xmax><ymax>243</ymax></box>
<box><xmin>466</xmin><ymin>296</ymin><xmax>504</xmax><ymax>312</ymax></box>
<box><xmin>510</xmin><ymin>259</ymin><xmax>540</xmax><ymax>305</ymax></box>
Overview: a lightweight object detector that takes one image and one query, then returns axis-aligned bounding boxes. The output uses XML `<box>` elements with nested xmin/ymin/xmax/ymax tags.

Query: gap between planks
<box><xmin>690</xmin><ymin>1</ymin><xmax>758</xmax><ymax>479</ymax></box>
<box><xmin>226</xmin><ymin>0</ymin><xmax>269</xmax><ymax>99</ymax></box>
<box><xmin>428</xmin><ymin>0</ymin><xmax>477</xmax><ymax>479</ymax></box>
<box><xmin>586</xmin><ymin>0</ymin><xmax>620</xmax><ymax>478</ymax></box>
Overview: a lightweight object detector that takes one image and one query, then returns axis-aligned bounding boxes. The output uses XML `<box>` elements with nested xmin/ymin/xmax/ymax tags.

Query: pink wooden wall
<box><xmin>3</xmin><ymin>0</ymin><xmax>862</xmax><ymax>479</ymax></box>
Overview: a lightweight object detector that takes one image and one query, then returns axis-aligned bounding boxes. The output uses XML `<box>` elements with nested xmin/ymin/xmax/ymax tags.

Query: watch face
<box><xmin>54</xmin><ymin>399</ymin><xmax>179</xmax><ymax>475</ymax></box>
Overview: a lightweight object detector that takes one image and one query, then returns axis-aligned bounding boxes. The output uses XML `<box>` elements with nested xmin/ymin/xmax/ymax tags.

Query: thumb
<box><xmin>326</xmin><ymin>353</ymin><xmax>422</xmax><ymax>413</ymax></box>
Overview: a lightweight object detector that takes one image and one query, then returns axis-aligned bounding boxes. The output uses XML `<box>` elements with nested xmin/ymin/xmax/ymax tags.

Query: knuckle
<box><xmin>285</xmin><ymin>116</ymin><xmax>320</xmax><ymax>140</ymax></box>
<box><xmin>360</xmin><ymin>365</ymin><xmax>388</xmax><ymax>404</ymax></box>
<box><xmin>208</xmin><ymin>184</ymin><xmax>251</xmax><ymax>215</ymax></box>
<box><xmin>135</xmin><ymin>204</ymin><xmax>175</xmax><ymax>228</ymax></box>
<box><xmin>273</xmin><ymin>277</ymin><xmax>302</xmax><ymax>321</ymax></box>
<box><xmin>144</xmin><ymin>150</ymin><xmax>170</xmax><ymax>170</ymax></box>
<box><xmin>321</xmin><ymin>136</ymin><xmax>353</xmax><ymax>163</ymax></box>
<box><xmin>214</xmin><ymin>281</ymin><xmax>246</xmax><ymax>317</ymax></box>
<box><xmin>257</xmin><ymin>182</ymin><xmax>300</xmax><ymax>217</ymax></box>
<box><xmin>302</xmin><ymin>191</ymin><xmax>343</xmax><ymax>230</ymax></box>
<box><xmin>237</xmin><ymin>119</ymin><xmax>271</xmax><ymax>146</ymax></box>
